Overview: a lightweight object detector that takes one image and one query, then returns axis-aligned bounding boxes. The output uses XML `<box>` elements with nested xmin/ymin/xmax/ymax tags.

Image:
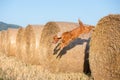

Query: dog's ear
<box><xmin>52</xmin><ymin>35</ymin><xmax>61</xmax><ymax>43</ymax></box>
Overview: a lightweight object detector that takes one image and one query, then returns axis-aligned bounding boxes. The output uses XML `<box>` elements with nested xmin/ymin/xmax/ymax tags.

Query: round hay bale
<box><xmin>24</xmin><ymin>25</ymin><xmax>43</xmax><ymax>64</ymax></box>
<box><xmin>6</xmin><ymin>28</ymin><xmax>18</xmax><ymax>56</ymax></box>
<box><xmin>16</xmin><ymin>28</ymin><xmax>27</xmax><ymax>63</ymax></box>
<box><xmin>1</xmin><ymin>30</ymin><xmax>7</xmax><ymax>53</ymax></box>
<box><xmin>40</xmin><ymin>22</ymin><xmax>92</xmax><ymax>73</ymax></box>
<box><xmin>89</xmin><ymin>14</ymin><xmax>120</xmax><ymax>80</ymax></box>
<box><xmin>0</xmin><ymin>31</ymin><xmax>2</xmax><ymax>52</ymax></box>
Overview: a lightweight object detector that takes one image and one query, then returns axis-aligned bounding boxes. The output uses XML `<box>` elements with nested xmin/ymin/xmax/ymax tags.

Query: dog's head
<box><xmin>52</xmin><ymin>35</ymin><xmax>61</xmax><ymax>44</ymax></box>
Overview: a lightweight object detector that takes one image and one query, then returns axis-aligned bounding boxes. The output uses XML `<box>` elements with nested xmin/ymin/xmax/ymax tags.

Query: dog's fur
<box><xmin>53</xmin><ymin>20</ymin><xmax>94</xmax><ymax>49</ymax></box>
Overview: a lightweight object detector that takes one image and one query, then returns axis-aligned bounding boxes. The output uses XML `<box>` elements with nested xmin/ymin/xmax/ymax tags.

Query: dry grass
<box><xmin>40</xmin><ymin>22</ymin><xmax>92</xmax><ymax>73</ymax></box>
<box><xmin>0</xmin><ymin>52</ymin><xmax>93</xmax><ymax>80</ymax></box>
<box><xmin>90</xmin><ymin>14</ymin><xmax>120</xmax><ymax>80</ymax></box>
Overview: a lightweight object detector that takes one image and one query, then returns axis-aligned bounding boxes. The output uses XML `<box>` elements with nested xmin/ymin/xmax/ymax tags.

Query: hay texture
<box><xmin>89</xmin><ymin>14</ymin><xmax>120</xmax><ymax>80</ymax></box>
<box><xmin>0</xmin><ymin>52</ymin><xmax>92</xmax><ymax>80</ymax></box>
<box><xmin>16</xmin><ymin>25</ymin><xmax>43</xmax><ymax>64</ymax></box>
<box><xmin>0</xmin><ymin>30</ymin><xmax>7</xmax><ymax>53</ymax></box>
<box><xmin>40</xmin><ymin>22</ymin><xmax>92</xmax><ymax>73</ymax></box>
<box><xmin>16</xmin><ymin>28</ymin><xmax>26</xmax><ymax>63</ymax></box>
<box><xmin>24</xmin><ymin>25</ymin><xmax>43</xmax><ymax>64</ymax></box>
<box><xmin>6</xmin><ymin>28</ymin><xmax>18</xmax><ymax>56</ymax></box>
<box><xmin>0</xmin><ymin>32</ymin><xmax>1</xmax><ymax>52</ymax></box>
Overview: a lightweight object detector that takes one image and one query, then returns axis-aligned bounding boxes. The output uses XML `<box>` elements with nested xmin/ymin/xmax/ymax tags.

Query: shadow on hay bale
<box><xmin>16</xmin><ymin>25</ymin><xmax>43</xmax><ymax>64</ymax></box>
<box><xmin>40</xmin><ymin>22</ymin><xmax>93</xmax><ymax>73</ymax></box>
<box><xmin>6</xmin><ymin>28</ymin><xmax>18</xmax><ymax>56</ymax></box>
<box><xmin>90</xmin><ymin>14</ymin><xmax>120</xmax><ymax>80</ymax></box>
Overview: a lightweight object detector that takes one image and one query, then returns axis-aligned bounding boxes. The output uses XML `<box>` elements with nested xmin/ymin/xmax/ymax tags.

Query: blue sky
<box><xmin>0</xmin><ymin>0</ymin><xmax>120</xmax><ymax>27</ymax></box>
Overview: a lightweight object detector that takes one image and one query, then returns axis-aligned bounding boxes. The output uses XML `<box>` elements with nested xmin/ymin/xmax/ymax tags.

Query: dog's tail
<box><xmin>78</xmin><ymin>19</ymin><xmax>84</xmax><ymax>27</ymax></box>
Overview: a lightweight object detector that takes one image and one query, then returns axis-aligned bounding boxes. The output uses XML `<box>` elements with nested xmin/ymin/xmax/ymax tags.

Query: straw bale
<box><xmin>5</xmin><ymin>28</ymin><xmax>18</xmax><ymax>56</ymax></box>
<box><xmin>16</xmin><ymin>28</ymin><xmax>27</xmax><ymax>63</ymax></box>
<box><xmin>1</xmin><ymin>30</ymin><xmax>7</xmax><ymax>53</ymax></box>
<box><xmin>0</xmin><ymin>32</ymin><xmax>2</xmax><ymax>52</ymax></box>
<box><xmin>24</xmin><ymin>25</ymin><xmax>43</xmax><ymax>64</ymax></box>
<box><xmin>89</xmin><ymin>14</ymin><xmax>120</xmax><ymax>80</ymax></box>
<box><xmin>40</xmin><ymin>22</ymin><xmax>92</xmax><ymax>73</ymax></box>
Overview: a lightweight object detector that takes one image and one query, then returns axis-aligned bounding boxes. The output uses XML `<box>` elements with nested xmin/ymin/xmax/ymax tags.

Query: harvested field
<box><xmin>90</xmin><ymin>14</ymin><xmax>120</xmax><ymax>80</ymax></box>
<box><xmin>0</xmin><ymin>22</ymin><xmax>94</xmax><ymax>80</ymax></box>
<box><xmin>40</xmin><ymin>22</ymin><xmax>93</xmax><ymax>73</ymax></box>
<box><xmin>0</xmin><ymin>52</ymin><xmax>93</xmax><ymax>80</ymax></box>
